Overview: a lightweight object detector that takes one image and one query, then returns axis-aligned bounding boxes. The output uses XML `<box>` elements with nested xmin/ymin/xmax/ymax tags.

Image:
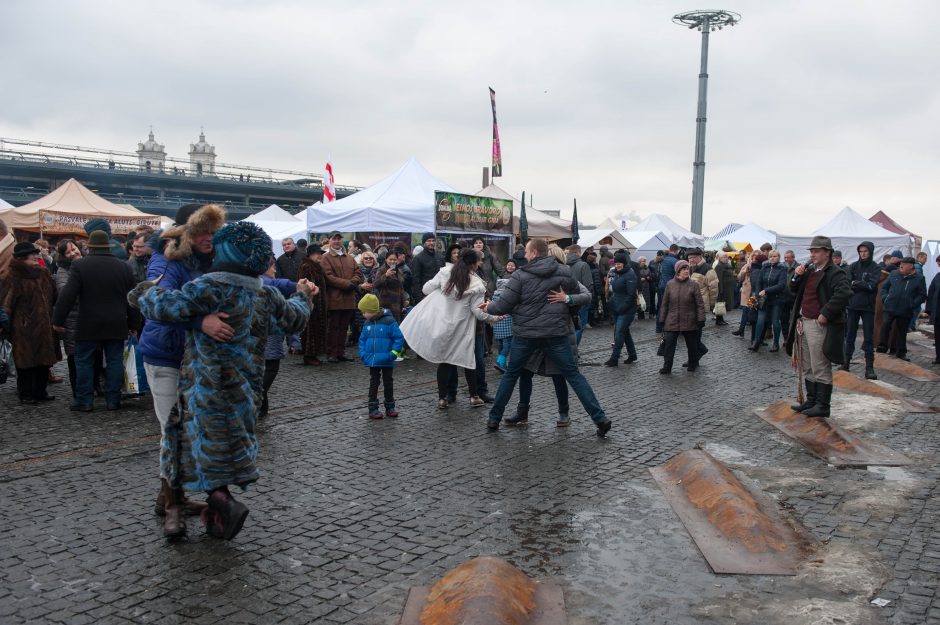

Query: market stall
<box><xmin>776</xmin><ymin>206</ymin><xmax>912</xmax><ymax>264</ymax></box>
<box><xmin>2</xmin><ymin>178</ymin><xmax>161</xmax><ymax>236</ymax></box>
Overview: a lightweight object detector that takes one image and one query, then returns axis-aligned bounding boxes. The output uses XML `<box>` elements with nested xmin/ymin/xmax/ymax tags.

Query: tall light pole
<box><xmin>673</xmin><ymin>9</ymin><xmax>740</xmax><ymax>235</ymax></box>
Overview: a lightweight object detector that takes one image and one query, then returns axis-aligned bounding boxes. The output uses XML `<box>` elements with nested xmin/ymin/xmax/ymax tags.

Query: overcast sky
<box><xmin>2</xmin><ymin>0</ymin><xmax>938</xmax><ymax>239</ymax></box>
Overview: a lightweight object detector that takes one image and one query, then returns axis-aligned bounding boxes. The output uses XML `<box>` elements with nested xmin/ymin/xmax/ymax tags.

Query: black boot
<box><xmin>505</xmin><ymin>404</ymin><xmax>529</xmax><ymax>426</ymax></box>
<box><xmin>864</xmin><ymin>356</ymin><xmax>877</xmax><ymax>380</ymax></box>
<box><xmin>802</xmin><ymin>383</ymin><xmax>832</xmax><ymax>418</ymax></box>
<box><xmin>791</xmin><ymin>380</ymin><xmax>817</xmax><ymax>412</ymax></box>
<box><xmin>748</xmin><ymin>341</ymin><xmax>760</xmax><ymax>352</ymax></box>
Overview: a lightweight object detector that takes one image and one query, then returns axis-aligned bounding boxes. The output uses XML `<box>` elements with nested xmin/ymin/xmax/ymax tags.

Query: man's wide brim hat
<box><xmin>808</xmin><ymin>235</ymin><xmax>833</xmax><ymax>251</ymax></box>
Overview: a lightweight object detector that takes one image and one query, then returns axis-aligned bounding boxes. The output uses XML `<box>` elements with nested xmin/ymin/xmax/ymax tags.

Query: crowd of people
<box><xmin>2</xmin><ymin>204</ymin><xmax>939</xmax><ymax>542</ymax></box>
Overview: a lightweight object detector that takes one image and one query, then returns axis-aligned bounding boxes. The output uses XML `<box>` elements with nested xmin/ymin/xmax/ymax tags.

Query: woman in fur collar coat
<box><xmin>130</xmin><ymin>222</ymin><xmax>312</xmax><ymax>541</ymax></box>
<box><xmin>2</xmin><ymin>242</ymin><xmax>60</xmax><ymax>403</ymax></box>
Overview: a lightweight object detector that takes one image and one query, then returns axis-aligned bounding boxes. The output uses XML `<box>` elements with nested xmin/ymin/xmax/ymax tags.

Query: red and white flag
<box><xmin>323</xmin><ymin>160</ymin><xmax>336</xmax><ymax>202</ymax></box>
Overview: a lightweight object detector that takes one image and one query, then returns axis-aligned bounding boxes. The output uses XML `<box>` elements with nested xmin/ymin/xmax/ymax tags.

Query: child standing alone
<box><xmin>357</xmin><ymin>294</ymin><xmax>404</xmax><ymax>419</ymax></box>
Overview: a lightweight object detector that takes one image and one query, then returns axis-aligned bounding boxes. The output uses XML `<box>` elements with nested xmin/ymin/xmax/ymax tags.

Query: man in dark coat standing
<box><xmin>409</xmin><ymin>232</ymin><xmax>444</xmax><ymax>305</ymax></box>
<box><xmin>843</xmin><ymin>241</ymin><xmax>882</xmax><ymax>379</ymax></box>
<box><xmin>53</xmin><ymin>230</ymin><xmax>139</xmax><ymax>411</ymax></box>
<box><xmin>877</xmin><ymin>257</ymin><xmax>926</xmax><ymax>362</ymax></box>
<box><xmin>925</xmin><ymin>254</ymin><xmax>940</xmax><ymax>365</ymax></box>
<box><xmin>784</xmin><ymin>236</ymin><xmax>851</xmax><ymax>418</ymax></box>
<box><xmin>275</xmin><ymin>238</ymin><xmax>302</xmax><ymax>281</ymax></box>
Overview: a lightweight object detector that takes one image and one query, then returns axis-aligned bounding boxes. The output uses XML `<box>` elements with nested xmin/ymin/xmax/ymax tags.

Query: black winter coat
<box><xmin>847</xmin><ymin>260</ymin><xmax>882</xmax><ymax>311</ymax></box>
<box><xmin>608</xmin><ymin>266</ymin><xmax>637</xmax><ymax>316</ymax></box>
<box><xmin>784</xmin><ymin>262</ymin><xmax>852</xmax><ymax>364</ymax></box>
<box><xmin>410</xmin><ymin>249</ymin><xmax>444</xmax><ymax>304</ymax></box>
<box><xmin>275</xmin><ymin>249</ymin><xmax>302</xmax><ymax>282</ymax></box>
<box><xmin>881</xmin><ymin>271</ymin><xmax>927</xmax><ymax>316</ymax></box>
<box><xmin>486</xmin><ymin>255</ymin><xmax>580</xmax><ymax>339</ymax></box>
<box><xmin>926</xmin><ymin>272</ymin><xmax>940</xmax><ymax>325</ymax></box>
<box><xmin>759</xmin><ymin>263</ymin><xmax>788</xmax><ymax>304</ymax></box>
<box><xmin>52</xmin><ymin>249</ymin><xmax>139</xmax><ymax>341</ymax></box>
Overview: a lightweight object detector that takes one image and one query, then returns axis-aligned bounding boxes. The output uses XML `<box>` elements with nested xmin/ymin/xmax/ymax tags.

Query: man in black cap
<box><xmin>409</xmin><ymin>232</ymin><xmax>443</xmax><ymax>306</ymax></box>
<box><xmin>53</xmin><ymin>230</ymin><xmax>139</xmax><ymax>411</ymax></box>
<box><xmin>877</xmin><ymin>256</ymin><xmax>926</xmax><ymax>361</ymax></box>
<box><xmin>843</xmin><ymin>241</ymin><xmax>882</xmax><ymax>378</ymax></box>
<box><xmin>785</xmin><ymin>235</ymin><xmax>851</xmax><ymax>418</ymax></box>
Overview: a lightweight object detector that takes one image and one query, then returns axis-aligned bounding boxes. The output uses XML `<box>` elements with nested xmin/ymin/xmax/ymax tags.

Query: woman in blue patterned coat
<box><xmin>129</xmin><ymin>222</ymin><xmax>312</xmax><ymax>540</ymax></box>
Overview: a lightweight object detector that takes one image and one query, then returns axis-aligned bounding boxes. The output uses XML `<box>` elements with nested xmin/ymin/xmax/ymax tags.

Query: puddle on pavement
<box><xmin>866</xmin><ymin>466</ymin><xmax>919</xmax><ymax>485</ymax></box>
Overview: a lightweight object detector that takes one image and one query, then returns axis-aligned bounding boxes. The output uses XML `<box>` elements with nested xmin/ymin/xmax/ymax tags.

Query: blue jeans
<box><xmin>518</xmin><ymin>370</ymin><xmax>568</xmax><ymax>410</ymax></box>
<box><xmin>611</xmin><ymin>311</ymin><xmax>637</xmax><ymax>360</ymax></box>
<box><xmin>74</xmin><ymin>339</ymin><xmax>124</xmax><ymax>406</ymax></box>
<box><xmin>575</xmin><ymin>306</ymin><xmax>589</xmax><ymax>344</ymax></box>
<box><xmin>753</xmin><ymin>301</ymin><xmax>782</xmax><ymax>346</ymax></box>
<box><xmin>844</xmin><ymin>309</ymin><xmax>875</xmax><ymax>359</ymax></box>
<box><xmin>497</xmin><ymin>338</ymin><xmax>512</xmax><ymax>359</ymax></box>
<box><xmin>489</xmin><ymin>335</ymin><xmax>606</xmax><ymax>425</ymax></box>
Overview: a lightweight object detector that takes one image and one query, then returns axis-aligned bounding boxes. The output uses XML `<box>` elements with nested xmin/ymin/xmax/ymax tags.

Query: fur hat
<box><xmin>161</xmin><ymin>203</ymin><xmax>227</xmax><ymax>261</ymax></box>
<box><xmin>12</xmin><ymin>242</ymin><xmax>39</xmax><ymax>258</ymax></box>
<box><xmin>174</xmin><ymin>203</ymin><xmax>203</xmax><ymax>226</ymax></box>
<box><xmin>87</xmin><ymin>230</ymin><xmax>112</xmax><ymax>249</ymax></box>
<box><xmin>613</xmin><ymin>251</ymin><xmax>629</xmax><ymax>265</ymax></box>
<box><xmin>212</xmin><ymin>222</ymin><xmax>273</xmax><ymax>276</ymax></box>
<box><xmin>358</xmin><ymin>293</ymin><xmax>380</xmax><ymax>315</ymax></box>
<box><xmin>83</xmin><ymin>217</ymin><xmax>112</xmax><ymax>237</ymax></box>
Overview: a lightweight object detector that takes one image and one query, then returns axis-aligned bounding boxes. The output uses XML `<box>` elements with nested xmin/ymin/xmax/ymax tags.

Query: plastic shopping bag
<box><xmin>123</xmin><ymin>337</ymin><xmax>139</xmax><ymax>394</ymax></box>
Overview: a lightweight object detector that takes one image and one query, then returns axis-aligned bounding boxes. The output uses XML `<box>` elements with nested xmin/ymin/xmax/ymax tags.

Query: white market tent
<box><xmin>575</xmin><ymin>227</ymin><xmax>634</xmax><ymax>251</ymax></box>
<box><xmin>243</xmin><ymin>204</ymin><xmax>307</xmax><ymax>257</ymax></box>
<box><xmin>2</xmin><ymin>178</ymin><xmax>160</xmax><ymax>233</ymax></box>
<box><xmin>0</xmin><ymin>197</ymin><xmax>12</xmax><ymax>209</ymax></box>
<box><xmin>474</xmin><ymin>183</ymin><xmax>571</xmax><ymax>240</ymax></box>
<box><xmin>705</xmin><ymin>222</ymin><xmax>777</xmax><ymax>252</ymax></box>
<box><xmin>776</xmin><ymin>206</ymin><xmax>913</xmax><ymax>264</ymax></box>
<box><xmin>709</xmin><ymin>222</ymin><xmax>743</xmax><ymax>240</ymax></box>
<box><xmin>305</xmin><ymin>158</ymin><xmax>455</xmax><ymax>233</ymax></box>
<box><xmin>628</xmin><ymin>213</ymin><xmax>705</xmax><ymax>248</ymax></box>
<box><xmin>622</xmin><ymin>230</ymin><xmax>675</xmax><ymax>261</ymax></box>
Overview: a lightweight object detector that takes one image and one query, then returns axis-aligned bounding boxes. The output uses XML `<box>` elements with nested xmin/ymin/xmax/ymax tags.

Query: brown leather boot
<box><xmin>156</xmin><ymin>483</ymin><xmax>207</xmax><ymax>517</ymax></box>
<box><xmin>161</xmin><ymin>479</ymin><xmax>186</xmax><ymax>539</ymax></box>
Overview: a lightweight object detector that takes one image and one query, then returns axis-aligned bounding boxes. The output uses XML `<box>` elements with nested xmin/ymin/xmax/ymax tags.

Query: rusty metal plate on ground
<box><xmin>756</xmin><ymin>401</ymin><xmax>912</xmax><ymax>467</ymax></box>
<box><xmin>873</xmin><ymin>353</ymin><xmax>940</xmax><ymax>382</ymax></box>
<box><xmin>397</xmin><ymin>583</ymin><xmax>566</xmax><ymax>625</ymax></box>
<box><xmin>649</xmin><ymin>449</ymin><xmax>815</xmax><ymax>575</ymax></box>
<box><xmin>832</xmin><ymin>370</ymin><xmax>940</xmax><ymax>413</ymax></box>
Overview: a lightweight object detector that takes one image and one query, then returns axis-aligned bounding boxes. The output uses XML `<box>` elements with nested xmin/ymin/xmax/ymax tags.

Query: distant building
<box><xmin>136</xmin><ymin>129</ymin><xmax>166</xmax><ymax>173</ymax></box>
<box><xmin>188</xmin><ymin>130</ymin><xmax>216</xmax><ymax>176</ymax></box>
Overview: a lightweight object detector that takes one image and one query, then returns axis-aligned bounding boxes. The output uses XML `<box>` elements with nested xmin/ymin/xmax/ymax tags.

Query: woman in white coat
<box><xmin>401</xmin><ymin>248</ymin><xmax>500</xmax><ymax>408</ymax></box>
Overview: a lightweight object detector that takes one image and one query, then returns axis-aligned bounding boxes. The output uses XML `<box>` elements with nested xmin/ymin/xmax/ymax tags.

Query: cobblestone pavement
<box><xmin>1</xmin><ymin>313</ymin><xmax>938</xmax><ymax>625</ymax></box>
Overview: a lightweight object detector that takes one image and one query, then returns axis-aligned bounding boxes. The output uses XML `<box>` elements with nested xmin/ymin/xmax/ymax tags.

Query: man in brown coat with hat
<box><xmin>320</xmin><ymin>231</ymin><xmax>363</xmax><ymax>362</ymax></box>
<box><xmin>785</xmin><ymin>235</ymin><xmax>852</xmax><ymax>418</ymax></box>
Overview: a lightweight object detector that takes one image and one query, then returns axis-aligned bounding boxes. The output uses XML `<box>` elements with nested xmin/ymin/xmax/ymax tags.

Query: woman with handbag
<box><xmin>749</xmin><ymin>250</ymin><xmax>788</xmax><ymax>352</ymax></box>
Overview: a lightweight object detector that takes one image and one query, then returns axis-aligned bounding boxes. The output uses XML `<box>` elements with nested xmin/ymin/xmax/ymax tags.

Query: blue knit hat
<box><xmin>84</xmin><ymin>217</ymin><xmax>112</xmax><ymax>236</ymax></box>
<box><xmin>212</xmin><ymin>222</ymin><xmax>273</xmax><ymax>276</ymax></box>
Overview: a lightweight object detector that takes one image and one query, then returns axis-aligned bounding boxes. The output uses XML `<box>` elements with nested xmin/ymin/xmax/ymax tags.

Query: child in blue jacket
<box><xmin>357</xmin><ymin>294</ymin><xmax>404</xmax><ymax>419</ymax></box>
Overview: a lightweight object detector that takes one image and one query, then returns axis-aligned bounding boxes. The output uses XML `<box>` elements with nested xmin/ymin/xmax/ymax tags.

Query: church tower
<box><xmin>189</xmin><ymin>129</ymin><xmax>216</xmax><ymax>176</ymax></box>
<box><xmin>136</xmin><ymin>128</ymin><xmax>166</xmax><ymax>173</ymax></box>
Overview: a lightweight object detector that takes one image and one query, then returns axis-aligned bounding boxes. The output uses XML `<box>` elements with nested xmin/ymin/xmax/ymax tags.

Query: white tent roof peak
<box><xmin>812</xmin><ymin>206</ymin><xmax>898</xmax><ymax>238</ymax></box>
<box><xmin>250</xmin><ymin>204</ymin><xmax>300</xmax><ymax>222</ymax></box>
<box><xmin>628</xmin><ymin>213</ymin><xmax>704</xmax><ymax>248</ymax></box>
<box><xmin>306</xmin><ymin>158</ymin><xmax>456</xmax><ymax>232</ymax></box>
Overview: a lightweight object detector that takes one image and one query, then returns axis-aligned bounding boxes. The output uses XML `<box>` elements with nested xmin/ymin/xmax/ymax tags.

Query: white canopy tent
<box><xmin>705</xmin><ymin>222</ymin><xmax>777</xmax><ymax>252</ymax></box>
<box><xmin>776</xmin><ymin>206</ymin><xmax>913</xmax><ymax>264</ymax></box>
<box><xmin>0</xmin><ymin>197</ymin><xmax>12</xmax><ymax>209</ymax></box>
<box><xmin>305</xmin><ymin>158</ymin><xmax>455</xmax><ymax>233</ymax></box>
<box><xmin>575</xmin><ymin>228</ymin><xmax>634</xmax><ymax>251</ymax></box>
<box><xmin>243</xmin><ymin>204</ymin><xmax>308</xmax><ymax>257</ymax></box>
<box><xmin>623</xmin><ymin>230</ymin><xmax>675</xmax><ymax>261</ymax></box>
<box><xmin>628</xmin><ymin>213</ymin><xmax>704</xmax><ymax>248</ymax></box>
<box><xmin>474</xmin><ymin>184</ymin><xmax>571</xmax><ymax>240</ymax></box>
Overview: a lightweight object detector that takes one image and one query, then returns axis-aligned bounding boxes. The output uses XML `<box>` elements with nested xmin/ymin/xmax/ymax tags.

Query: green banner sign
<box><xmin>434</xmin><ymin>192</ymin><xmax>513</xmax><ymax>234</ymax></box>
